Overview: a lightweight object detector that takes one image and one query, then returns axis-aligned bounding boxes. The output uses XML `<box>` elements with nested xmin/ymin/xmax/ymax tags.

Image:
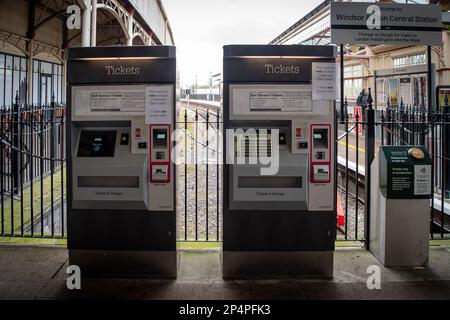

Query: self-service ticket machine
<box><xmin>66</xmin><ymin>46</ymin><xmax>176</xmax><ymax>277</ymax></box>
<box><xmin>223</xmin><ymin>45</ymin><xmax>337</xmax><ymax>278</ymax></box>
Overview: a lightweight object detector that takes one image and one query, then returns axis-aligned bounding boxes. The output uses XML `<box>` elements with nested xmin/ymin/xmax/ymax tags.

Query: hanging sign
<box><xmin>443</xmin><ymin>12</ymin><xmax>450</xmax><ymax>32</ymax></box>
<box><xmin>330</xmin><ymin>2</ymin><xmax>443</xmax><ymax>46</ymax></box>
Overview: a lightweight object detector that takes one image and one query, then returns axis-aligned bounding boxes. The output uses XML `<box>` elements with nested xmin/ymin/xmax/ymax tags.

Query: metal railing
<box><xmin>337</xmin><ymin>91</ymin><xmax>450</xmax><ymax>242</ymax></box>
<box><xmin>1</xmin><ymin>93</ymin><xmax>448</xmax><ymax>243</ymax></box>
<box><xmin>0</xmin><ymin>94</ymin><xmax>66</xmax><ymax>238</ymax></box>
<box><xmin>176</xmin><ymin>100</ymin><xmax>223</xmax><ymax>242</ymax></box>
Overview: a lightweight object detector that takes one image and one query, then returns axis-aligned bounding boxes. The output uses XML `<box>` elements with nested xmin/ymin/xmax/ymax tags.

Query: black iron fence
<box><xmin>176</xmin><ymin>101</ymin><xmax>223</xmax><ymax>242</ymax></box>
<box><xmin>0</xmin><ymin>95</ymin><xmax>66</xmax><ymax>238</ymax></box>
<box><xmin>0</xmin><ymin>93</ymin><xmax>448</xmax><ymax>243</ymax></box>
<box><xmin>337</xmin><ymin>91</ymin><xmax>450</xmax><ymax>242</ymax></box>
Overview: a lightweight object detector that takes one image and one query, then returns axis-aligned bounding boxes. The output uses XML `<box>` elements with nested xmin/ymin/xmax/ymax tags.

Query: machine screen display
<box><xmin>77</xmin><ymin>131</ymin><xmax>116</xmax><ymax>157</ymax></box>
<box><xmin>153</xmin><ymin>129</ymin><xmax>168</xmax><ymax>148</ymax></box>
<box><xmin>313</xmin><ymin>129</ymin><xmax>329</xmax><ymax>149</ymax></box>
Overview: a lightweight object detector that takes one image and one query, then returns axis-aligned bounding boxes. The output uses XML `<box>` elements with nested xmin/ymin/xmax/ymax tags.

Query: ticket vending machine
<box><xmin>66</xmin><ymin>46</ymin><xmax>176</xmax><ymax>277</ymax></box>
<box><xmin>223</xmin><ymin>45</ymin><xmax>337</xmax><ymax>278</ymax></box>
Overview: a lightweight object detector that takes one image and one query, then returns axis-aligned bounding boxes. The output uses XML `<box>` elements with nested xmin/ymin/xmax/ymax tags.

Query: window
<box><xmin>0</xmin><ymin>53</ymin><xmax>64</xmax><ymax>108</ymax></box>
<box><xmin>344</xmin><ymin>64</ymin><xmax>363</xmax><ymax>99</ymax></box>
<box><xmin>0</xmin><ymin>53</ymin><xmax>28</xmax><ymax>107</ymax></box>
<box><xmin>31</xmin><ymin>59</ymin><xmax>64</xmax><ymax>105</ymax></box>
<box><xmin>393</xmin><ymin>54</ymin><xmax>426</xmax><ymax>68</ymax></box>
<box><xmin>5</xmin><ymin>68</ymin><xmax>12</xmax><ymax>107</ymax></box>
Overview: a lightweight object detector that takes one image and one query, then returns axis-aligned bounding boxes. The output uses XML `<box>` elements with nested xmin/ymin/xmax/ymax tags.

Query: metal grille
<box><xmin>337</xmin><ymin>95</ymin><xmax>450</xmax><ymax>242</ymax></box>
<box><xmin>1</xmin><ymin>96</ymin><xmax>66</xmax><ymax>238</ymax></box>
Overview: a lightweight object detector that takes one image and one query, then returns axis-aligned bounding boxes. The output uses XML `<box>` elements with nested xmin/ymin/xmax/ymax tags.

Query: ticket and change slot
<box><xmin>72</xmin><ymin>128</ymin><xmax>149</xmax><ymax>210</ymax></box>
<box><xmin>230</xmin><ymin>127</ymin><xmax>308</xmax><ymax>210</ymax></box>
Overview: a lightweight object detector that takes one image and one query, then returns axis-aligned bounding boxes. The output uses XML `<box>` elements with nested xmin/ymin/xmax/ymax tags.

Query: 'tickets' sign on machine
<box><xmin>330</xmin><ymin>2</ymin><xmax>443</xmax><ymax>46</ymax></box>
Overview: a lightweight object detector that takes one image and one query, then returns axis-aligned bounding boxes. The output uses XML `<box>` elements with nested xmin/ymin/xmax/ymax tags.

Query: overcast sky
<box><xmin>163</xmin><ymin>0</ymin><xmax>323</xmax><ymax>87</ymax></box>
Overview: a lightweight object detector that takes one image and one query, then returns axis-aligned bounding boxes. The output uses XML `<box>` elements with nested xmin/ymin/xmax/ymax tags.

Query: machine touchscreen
<box><xmin>77</xmin><ymin>131</ymin><xmax>117</xmax><ymax>157</ymax></box>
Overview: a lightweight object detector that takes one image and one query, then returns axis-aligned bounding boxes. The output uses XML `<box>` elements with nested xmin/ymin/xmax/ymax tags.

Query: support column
<box><xmin>91</xmin><ymin>0</ymin><xmax>97</xmax><ymax>47</ymax></box>
<box><xmin>82</xmin><ymin>0</ymin><xmax>91</xmax><ymax>47</ymax></box>
<box><xmin>127</xmin><ymin>13</ymin><xmax>134</xmax><ymax>46</ymax></box>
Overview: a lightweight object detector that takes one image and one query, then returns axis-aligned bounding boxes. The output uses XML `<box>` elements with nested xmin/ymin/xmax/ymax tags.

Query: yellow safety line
<box><xmin>338</xmin><ymin>141</ymin><xmax>366</xmax><ymax>153</ymax></box>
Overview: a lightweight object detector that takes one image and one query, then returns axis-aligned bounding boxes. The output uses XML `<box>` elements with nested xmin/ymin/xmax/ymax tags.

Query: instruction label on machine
<box><xmin>90</xmin><ymin>91</ymin><xmax>145</xmax><ymax>113</ymax></box>
<box><xmin>414</xmin><ymin>165</ymin><xmax>432</xmax><ymax>196</ymax></box>
<box><xmin>73</xmin><ymin>85</ymin><xmax>147</xmax><ymax>116</ymax></box>
<box><xmin>248</xmin><ymin>91</ymin><xmax>311</xmax><ymax>112</ymax></box>
<box><xmin>230</xmin><ymin>84</ymin><xmax>313</xmax><ymax>119</ymax></box>
<box><xmin>312</xmin><ymin>63</ymin><xmax>337</xmax><ymax>101</ymax></box>
<box><xmin>145</xmin><ymin>85</ymin><xmax>173</xmax><ymax>125</ymax></box>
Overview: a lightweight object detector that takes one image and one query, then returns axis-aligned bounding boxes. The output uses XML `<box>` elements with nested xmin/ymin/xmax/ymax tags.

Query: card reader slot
<box><xmin>238</xmin><ymin>176</ymin><xmax>302</xmax><ymax>189</ymax></box>
<box><xmin>78</xmin><ymin>176</ymin><xmax>139</xmax><ymax>188</ymax></box>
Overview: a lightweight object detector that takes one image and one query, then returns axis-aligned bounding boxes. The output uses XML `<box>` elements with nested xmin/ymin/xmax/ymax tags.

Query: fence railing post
<box><xmin>12</xmin><ymin>92</ymin><xmax>20</xmax><ymax>195</ymax></box>
<box><xmin>444</xmin><ymin>93</ymin><xmax>450</xmax><ymax>200</ymax></box>
<box><xmin>364</xmin><ymin>88</ymin><xmax>376</xmax><ymax>250</ymax></box>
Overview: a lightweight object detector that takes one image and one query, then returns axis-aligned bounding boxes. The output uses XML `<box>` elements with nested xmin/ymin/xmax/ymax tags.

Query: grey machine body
<box><xmin>222</xmin><ymin>45</ymin><xmax>337</xmax><ymax>279</ymax></box>
<box><xmin>66</xmin><ymin>46</ymin><xmax>177</xmax><ymax>278</ymax></box>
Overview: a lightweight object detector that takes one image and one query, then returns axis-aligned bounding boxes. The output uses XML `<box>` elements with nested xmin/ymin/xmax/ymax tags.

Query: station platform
<box><xmin>0</xmin><ymin>244</ymin><xmax>449</xmax><ymax>300</ymax></box>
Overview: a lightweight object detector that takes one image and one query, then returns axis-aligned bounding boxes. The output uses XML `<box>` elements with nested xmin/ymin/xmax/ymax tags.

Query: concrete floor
<box><xmin>0</xmin><ymin>245</ymin><xmax>450</xmax><ymax>300</ymax></box>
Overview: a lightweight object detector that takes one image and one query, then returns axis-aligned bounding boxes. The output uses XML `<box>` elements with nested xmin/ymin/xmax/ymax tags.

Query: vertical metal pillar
<box><xmin>82</xmin><ymin>0</ymin><xmax>91</xmax><ymax>47</ymax></box>
<box><xmin>27</xmin><ymin>0</ymin><xmax>36</xmax><ymax>105</ymax></box>
<box><xmin>127</xmin><ymin>12</ymin><xmax>134</xmax><ymax>46</ymax></box>
<box><xmin>444</xmin><ymin>94</ymin><xmax>450</xmax><ymax>199</ymax></box>
<box><xmin>91</xmin><ymin>0</ymin><xmax>97</xmax><ymax>47</ymax></box>
<box><xmin>427</xmin><ymin>46</ymin><xmax>433</xmax><ymax>114</ymax></box>
<box><xmin>364</xmin><ymin>88</ymin><xmax>376</xmax><ymax>250</ymax></box>
<box><xmin>340</xmin><ymin>44</ymin><xmax>345</xmax><ymax>122</ymax></box>
<box><xmin>12</xmin><ymin>93</ymin><xmax>20</xmax><ymax>195</ymax></box>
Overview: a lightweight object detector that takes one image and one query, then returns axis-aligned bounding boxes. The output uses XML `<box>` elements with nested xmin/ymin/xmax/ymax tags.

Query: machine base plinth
<box><xmin>222</xmin><ymin>251</ymin><xmax>334</xmax><ymax>279</ymax></box>
<box><xmin>69</xmin><ymin>250</ymin><xmax>177</xmax><ymax>278</ymax></box>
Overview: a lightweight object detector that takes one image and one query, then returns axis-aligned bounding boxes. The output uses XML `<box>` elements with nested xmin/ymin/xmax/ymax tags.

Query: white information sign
<box><xmin>312</xmin><ymin>63</ymin><xmax>337</xmax><ymax>101</ymax></box>
<box><xmin>145</xmin><ymin>85</ymin><xmax>173</xmax><ymax>125</ymax></box>
<box><xmin>89</xmin><ymin>91</ymin><xmax>144</xmax><ymax>113</ymax></box>
<box><xmin>73</xmin><ymin>85</ymin><xmax>146</xmax><ymax>116</ymax></box>
<box><xmin>414</xmin><ymin>165</ymin><xmax>432</xmax><ymax>196</ymax></box>
<box><xmin>230</xmin><ymin>85</ymin><xmax>312</xmax><ymax>117</ymax></box>
<box><xmin>330</xmin><ymin>2</ymin><xmax>443</xmax><ymax>46</ymax></box>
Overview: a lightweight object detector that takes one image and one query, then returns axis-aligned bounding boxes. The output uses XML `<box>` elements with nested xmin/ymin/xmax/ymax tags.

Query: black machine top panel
<box><xmin>66</xmin><ymin>46</ymin><xmax>176</xmax><ymax>84</ymax></box>
<box><xmin>224</xmin><ymin>45</ymin><xmax>336</xmax><ymax>58</ymax></box>
<box><xmin>223</xmin><ymin>45</ymin><xmax>336</xmax><ymax>83</ymax></box>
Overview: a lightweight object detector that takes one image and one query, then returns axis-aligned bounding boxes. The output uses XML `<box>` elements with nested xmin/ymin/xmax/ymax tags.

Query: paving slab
<box><xmin>0</xmin><ymin>245</ymin><xmax>449</xmax><ymax>300</ymax></box>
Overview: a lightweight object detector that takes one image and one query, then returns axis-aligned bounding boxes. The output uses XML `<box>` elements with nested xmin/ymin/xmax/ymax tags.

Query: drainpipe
<box><xmin>82</xmin><ymin>0</ymin><xmax>91</xmax><ymax>47</ymax></box>
<box><xmin>91</xmin><ymin>0</ymin><xmax>97</xmax><ymax>47</ymax></box>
